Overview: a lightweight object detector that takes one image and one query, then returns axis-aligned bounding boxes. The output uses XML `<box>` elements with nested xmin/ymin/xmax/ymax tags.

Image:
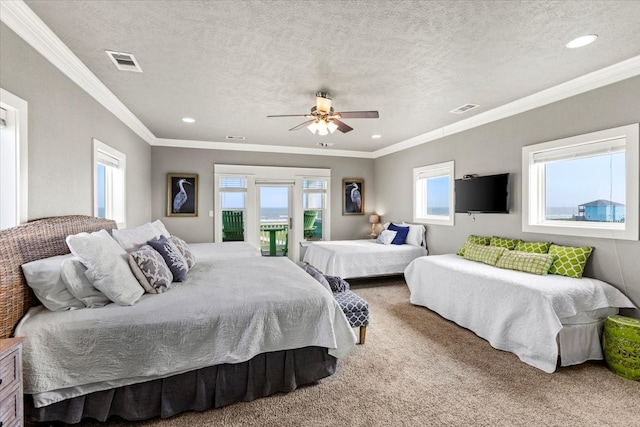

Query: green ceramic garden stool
<box><xmin>603</xmin><ymin>315</ymin><xmax>640</xmax><ymax>381</ymax></box>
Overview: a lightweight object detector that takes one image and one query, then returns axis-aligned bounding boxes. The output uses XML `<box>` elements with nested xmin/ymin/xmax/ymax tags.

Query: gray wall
<box><xmin>0</xmin><ymin>23</ymin><xmax>151</xmax><ymax>226</ymax></box>
<box><xmin>374</xmin><ymin>76</ymin><xmax>640</xmax><ymax>315</ymax></box>
<box><xmin>151</xmin><ymin>147</ymin><xmax>375</xmax><ymax>243</ymax></box>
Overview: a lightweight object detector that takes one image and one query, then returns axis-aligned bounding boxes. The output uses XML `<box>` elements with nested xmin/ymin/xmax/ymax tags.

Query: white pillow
<box><xmin>401</xmin><ymin>222</ymin><xmax>425</xmax><ymax>247</ymax></box>
<box><xmin>21</xmin><ymin>254</ymin><xmax>85</xmax><ymax>311</ymax></box>
<box><xmin>66</xmin><ymin>229</ymin><xmax>144</xmax><ymax>306</ymax></box>
<box><xmin>376</xmin><ymin>229</ymin><xmax>397</xmax><ymax>245</ymax></box>
<box><xmin>152</xmin><ymin>219</ymin><xmax>171</xmax><ymax>237</ymax></box>
<box><xmin>60</xmin><ymin>258</ymin><xmax>111</xmax><ymax>308</ymax></box>
<box><xmin>112</xmin><ymin>222</ymin><xmax>162</xmax><ymax>252</ymax></box>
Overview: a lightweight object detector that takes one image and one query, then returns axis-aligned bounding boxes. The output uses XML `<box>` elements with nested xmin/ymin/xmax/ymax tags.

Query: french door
<box><xmin>257</xmin><ymin>183</ymin><xmax>293</xmax><ymax>257</ymax></box>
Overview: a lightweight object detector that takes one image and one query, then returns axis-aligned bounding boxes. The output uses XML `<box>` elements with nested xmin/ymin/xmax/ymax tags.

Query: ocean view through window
<box><xmin>413</xmin><ymin>161</ymin><xmax>454</xmax><ymax>226</ymax></box>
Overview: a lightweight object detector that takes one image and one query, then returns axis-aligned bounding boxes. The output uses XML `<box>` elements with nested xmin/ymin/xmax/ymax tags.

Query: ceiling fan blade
<box><xmin>267</xmin><ymin>114</ymin><xmax>311</xmax><ymax>118</ymax></box>
<box><xmin>331</xmin><ymin>118</ymin><xmax>353</xmax><ymax>133</ymax></box>
<box><xmin>334</xmin><ymin>111</ymin><xmax>379</xmax><ymax>119</ymax></box>
<box><xmin>289</xmin><ymin>120</ymin><xmax>315</xmax><ymax>131</ymax></box>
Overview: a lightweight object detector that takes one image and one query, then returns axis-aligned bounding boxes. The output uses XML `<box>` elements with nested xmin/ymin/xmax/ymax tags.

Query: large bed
<box><xmin>0</xmin><ymin>216</ymin><xmax>356</xmax><ymax>424</ymax></box>
<box><xmin>303</xmin><ymin>223</ymin><xmax>428</xmax><ymax>278</ymax></box>
<box><xmin>404</xmin><ymin>254</ymin><xmax>636</xmax><ymax>373</ymax></box>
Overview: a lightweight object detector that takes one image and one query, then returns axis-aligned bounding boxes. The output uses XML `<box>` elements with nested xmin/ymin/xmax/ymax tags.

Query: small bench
<box><xmin>303</xmin><ymin>264</ymin><xmax>370</xmax><ymax>344</ymax></box>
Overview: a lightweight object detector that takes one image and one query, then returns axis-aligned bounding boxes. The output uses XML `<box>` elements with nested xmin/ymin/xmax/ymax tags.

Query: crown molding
<box><xmin>4</xmin><ymin>1</ymin><xmax>639</xmax><ymax>160</ymax></box>
<box><xmin>0</xmin><ymin>0</ymin><xmax>156</xmax><ymax>145</ymax></box>
<box><xmin>153</xmin><ymin>138</ymin><xmax>374</xmax><ymax>158</ymax></box>
<box><xmin>373</xmin><ymin>55</ymin><xmax>640</xmax><ymax>158</ymax></box>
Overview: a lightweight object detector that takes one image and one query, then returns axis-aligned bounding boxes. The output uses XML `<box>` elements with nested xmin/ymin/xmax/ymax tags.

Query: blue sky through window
<box><xmin>545</xmin><ymin>153</ymin><xmax>625</xmax><ymax>209</ymax></box>
<box><xmin>426</xmin><ymin>176</ymin><xmax>450</xmax><ymax>214</ymax></box>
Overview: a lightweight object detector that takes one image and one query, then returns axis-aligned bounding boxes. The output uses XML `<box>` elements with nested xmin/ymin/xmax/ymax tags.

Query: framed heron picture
<box><xmin>167</xmin><ymin>173</ymin><xmax>198</xmax><ymax>217</ymax></box>
<box><xmin>342</xmin><ymin>178</ymin><xmax>364</xmax><ymax>215</ymax></box>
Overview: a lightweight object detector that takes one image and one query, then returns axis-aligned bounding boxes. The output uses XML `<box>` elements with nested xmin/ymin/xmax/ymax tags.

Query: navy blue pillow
<box><xmin>147</xmin><ymin>235</ymin><xmax>189</xmax><ymax>281</ymax></box>
<box><xmin>387</xmin><ymin>223</ymin><xmax>409</xmax><ymax>245</ymax></box>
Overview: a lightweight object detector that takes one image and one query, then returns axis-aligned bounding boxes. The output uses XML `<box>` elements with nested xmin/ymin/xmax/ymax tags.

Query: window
<box><xmin>0</xmin><ymin>89</ymin><xmax>28</xmax><ymax>231</ymax></box>
<box><xmin>522</xmin><ymin>124</ymin><xmax>639</xmax><ymax>240</ymax></box>
<box><xmin>413</xmin><ymin>161</ymin><xmax>454</xmax><ymax>226</ymax></box>
<box><xmin>93</xmin><ymin>139</ymin><xmax>125</xmax><ymax>228</ymax></box>
<box><xmin>302</xmin><ymin>179</ymin><xmax>328</xmax><ymax>240</ymax></box>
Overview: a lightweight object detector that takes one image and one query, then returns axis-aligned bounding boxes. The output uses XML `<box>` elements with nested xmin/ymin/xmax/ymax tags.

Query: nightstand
<box><xmin>0</xmin><ymin>337</ymin><xmax>25</xmax><ymax>427</ymax></box>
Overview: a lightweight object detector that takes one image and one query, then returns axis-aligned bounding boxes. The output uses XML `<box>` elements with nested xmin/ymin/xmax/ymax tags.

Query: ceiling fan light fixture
<box><xmin>327</xmin><ymin>121</ymin><xmax>338</xmax><ymax>133</ymax></box>
<box><xmin>316</xmin><ymin>92</ymin><xmax>332</xmax><ymax>114</ymax></box>
<box><xmin>307</xmin><ymin>121</ymin><xmax>318</xmax><ymax>134</ymax></box>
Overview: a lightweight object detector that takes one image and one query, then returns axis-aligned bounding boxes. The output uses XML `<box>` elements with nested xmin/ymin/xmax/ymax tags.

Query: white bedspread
<box><xmin>188</xmin><ymin>241</ymin><xmax>261</xmax><ymax>262</ymax></box>
<box><xmin>16</xmin><ymin>256</ymin><xmax>356</xmax><ymax>406</ymax></box>
<box><xmin>304</xmin><ymin>240</ymin><xmax>428</xmax><ymax>278</ymax></box>
<box><xmin>404</xmin><ymin>254</ymin><xmax>635</xmax><ymax>373</ymax></box>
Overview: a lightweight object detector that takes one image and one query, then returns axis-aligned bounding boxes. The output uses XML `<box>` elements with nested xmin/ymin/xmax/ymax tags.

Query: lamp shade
<box><xmin>369</xmin><ymin>214</ymin><xmax>380</xmax><ymax>224</ymax></box>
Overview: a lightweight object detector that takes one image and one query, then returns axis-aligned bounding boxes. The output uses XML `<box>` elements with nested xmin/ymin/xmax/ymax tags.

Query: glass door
<box><xmin>258</xmin><ymin>184</ymin><xmax>293</xmax><ymax>257</ymax></box>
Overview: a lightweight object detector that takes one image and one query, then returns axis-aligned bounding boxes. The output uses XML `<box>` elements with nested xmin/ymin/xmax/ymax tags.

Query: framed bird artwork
<box><xmin>167</xmin><ymin>173</ymin><xmax>198</xmax><ymax>217</ymax></box>
<box><xmin>342</xmin><ymin>178</ymin><xmax>364</xmax><ymax>215</ymax></box>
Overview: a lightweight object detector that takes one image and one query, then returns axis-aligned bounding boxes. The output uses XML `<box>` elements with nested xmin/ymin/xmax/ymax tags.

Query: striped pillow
<box><xmin>496</xmin><ymin>250</ymin><xmax>554</xmax><ymax>275</ymax></box>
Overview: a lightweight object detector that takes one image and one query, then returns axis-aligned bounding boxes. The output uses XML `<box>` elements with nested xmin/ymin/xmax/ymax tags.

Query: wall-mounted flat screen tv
<box><xmin>455</xmin><ymin>173</ymin><xmax>510</xmax><ymax>213</ymax></box>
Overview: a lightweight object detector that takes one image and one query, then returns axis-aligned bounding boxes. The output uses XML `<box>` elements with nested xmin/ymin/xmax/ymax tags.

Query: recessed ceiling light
<box><xmin>566</xmin><ymin>34</ymin><xmax>598</xmax><ymax>49</ymax></box>
<box><xmin>182</xmin><ymin>117</ymin><xmax>195</xmax><ymax>123</ymax></box>
<box><xmin>371</xmin><ymin>134</ymin><xmax>382</xmax><ymax>139</ymax></box>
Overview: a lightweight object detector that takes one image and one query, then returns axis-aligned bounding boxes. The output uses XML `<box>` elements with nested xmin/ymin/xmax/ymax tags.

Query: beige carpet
<box><xmin>76</xmin><ymin>277</ymin><xmax>639</xmax><ymax>427</ymax></box>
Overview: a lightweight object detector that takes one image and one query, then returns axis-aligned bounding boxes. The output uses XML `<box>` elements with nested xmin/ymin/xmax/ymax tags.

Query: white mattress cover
<box><xmin>15</xmin><ymin>256</ymin><xmax>356</xmax><ymax>407</ymax></box>
<box><xmin>404</xmin><ymin>254</ymin><xmax>635</xmax><ymax>373</ymax></box>
<box><xmin>303</xmin><ymin>239</ymin><xmax>428</xmax><ymax>278</ymax></box>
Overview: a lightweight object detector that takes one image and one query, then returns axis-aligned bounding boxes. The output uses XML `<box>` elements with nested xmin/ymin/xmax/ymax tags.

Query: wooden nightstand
<box><xmin>0</xmin><ymin>337</ymin><xmax>25</xmax><ymax>427</ymax></box>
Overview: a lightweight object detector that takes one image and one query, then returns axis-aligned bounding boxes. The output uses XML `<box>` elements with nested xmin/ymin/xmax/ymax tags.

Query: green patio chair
<box><xmin>304</xmin><ymin>210</ymin><xmax>318</xmax><ymax>239</ymax></box>
<box><xmin>222</xmin><ymin>210</ymin><xmax>244</xmax><ymax>241</ymax></box>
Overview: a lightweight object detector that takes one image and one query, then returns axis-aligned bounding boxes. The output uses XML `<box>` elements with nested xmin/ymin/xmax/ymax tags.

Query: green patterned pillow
<box><xmin>490</xmin><ymin>236</ymin><xmax>520</xmax><ymax>250</ymax></box>
<box><xmin>457</xmin><ymin>235</ymin><xmax>491</xmax><ymax>256</ymax></box>
<box><xmin>515</xmin><ymin>240</ymin><xmax>552</xmax><ymax>254</ymax></box>
<box><xmin>548</xmin><ymin>244</ymin><xmax>593</xmax><ymax>279</ymax></box>
<box><xmin>463</xmin><ymin>242</ymin><xmax>505</xmax><ymax>266</ymax></box>
<box><xmin>495</xmin><ymin>250</ymin><xmax>554</xmax><ymax>275</ymax></box>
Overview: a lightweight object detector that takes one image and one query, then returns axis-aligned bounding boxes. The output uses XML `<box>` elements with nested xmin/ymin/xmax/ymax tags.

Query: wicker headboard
<box><xmin>0</xmin><ymin>215</ymin><xmax>117</xmax><ymax>339</ymax></box>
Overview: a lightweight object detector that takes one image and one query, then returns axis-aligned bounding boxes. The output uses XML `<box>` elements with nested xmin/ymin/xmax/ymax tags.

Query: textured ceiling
<box><xmin>23</xmin><ymin>0</ymin><xmax>640</xmax><ymax>152</ymax></box>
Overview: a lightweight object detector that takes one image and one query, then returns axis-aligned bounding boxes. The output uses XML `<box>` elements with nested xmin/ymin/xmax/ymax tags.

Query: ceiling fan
<box><xmin>267</xmin><ymin>92</ymin><xmax>379</xmax><ymax>135</ymax></box>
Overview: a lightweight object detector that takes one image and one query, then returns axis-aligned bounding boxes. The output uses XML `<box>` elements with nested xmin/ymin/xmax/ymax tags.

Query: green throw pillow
<box><xmin>463</xmin><ymin>242</ymin><xmax>505</xmax><ymax>266</ymax></box>
<box><xmin>548</xmin><ymin>244</ymin><xmax>593</xmax><ymax>279</ymax></box>
<box><xmin>515</xmin><ymin>240</ymin><xmax>552</xmax><ymax>254</ymax></box>
<box><xmin>457</xmin><ymin>235</ymin><xmax>491</xmax><ymax>256</ymax></box>
<box><xmin>490</xmin><ymin>236</ymin><xmax>520</xmax><ymax>250</ymax></box>
<box><xmin>495</xmin><ymin>250</ymin><xmax>554</xmax><ymax>275</ymax></box>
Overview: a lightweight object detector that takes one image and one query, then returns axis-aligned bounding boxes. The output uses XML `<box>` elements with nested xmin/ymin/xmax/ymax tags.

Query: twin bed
<box><xmin>302</xmin><ymin>222</ymin><xmax>428</xmax><ymax>278</ymax></box>
<box><xmin>405</xmin><ymin>254</ymin><xmax>636</xmax><ymax>373</ymax></box>
<box><xmin>0</xmin><ymin>216</ymin><xmax>356</xmax><ymax>424</ymax></box>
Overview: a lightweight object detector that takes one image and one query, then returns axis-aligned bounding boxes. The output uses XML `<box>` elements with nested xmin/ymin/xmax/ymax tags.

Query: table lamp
<box><xmin>369</xmin><ymin>214</ymin><xmax>380</xmax><ymax>237</ymax></box>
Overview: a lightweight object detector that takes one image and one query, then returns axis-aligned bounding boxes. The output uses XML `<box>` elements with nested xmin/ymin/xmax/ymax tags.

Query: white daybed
<box><xmin>303</xmin><ymin>223</ymin><xmax>428</xmax><ymax>278</ymax></box>
<box><xmin>404</xmin><ymin>254</ymin><xmax>636</xmax><ymax>373</ymax></box>
<box><xmin>1</xmin><ymin>216</ymin><xmax>355</xmax><ymax>424</ymax></box>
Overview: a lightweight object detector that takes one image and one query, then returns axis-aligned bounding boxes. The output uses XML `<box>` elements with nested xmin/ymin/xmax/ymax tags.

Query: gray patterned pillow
<box><xmin>130</xmin><ymin>245</ymin><xmax>173</xmax><ymax>293</ymax></box>
<box><xmin>147</xmin><ymin>236</ymin><xmax>188</xmax><ymax>281</ymax></box>
<box><xmin>170</xmin><ymin>235</ymin><xmax>196</xmax><ymax>269</ymax></box>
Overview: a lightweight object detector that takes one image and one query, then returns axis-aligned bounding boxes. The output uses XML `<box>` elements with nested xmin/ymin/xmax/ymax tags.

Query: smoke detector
<box><xmin>105</xmin><ymin>50</ymin><xmax>142</xmax><ymax>72</ymax></box>
<box><xmin>317</xmin><ymin>141</ymin><xmax>335</xmax><ymax>148</ymax></box>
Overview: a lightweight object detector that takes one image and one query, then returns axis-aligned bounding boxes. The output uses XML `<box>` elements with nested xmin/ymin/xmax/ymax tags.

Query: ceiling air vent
<box><xmin>226</xmin><ymin>135</ymin><xmax>246</xmax><ymax>141</ymax></box>
<box><xmin>105</xmin><ymin>50</ymin><xmax>142</xmax><ymax>72</ymax></box>
<box><xmin>449</xmin><ymin>103</ymin><xmax>479</xmax><ymax>114</ymax></box>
